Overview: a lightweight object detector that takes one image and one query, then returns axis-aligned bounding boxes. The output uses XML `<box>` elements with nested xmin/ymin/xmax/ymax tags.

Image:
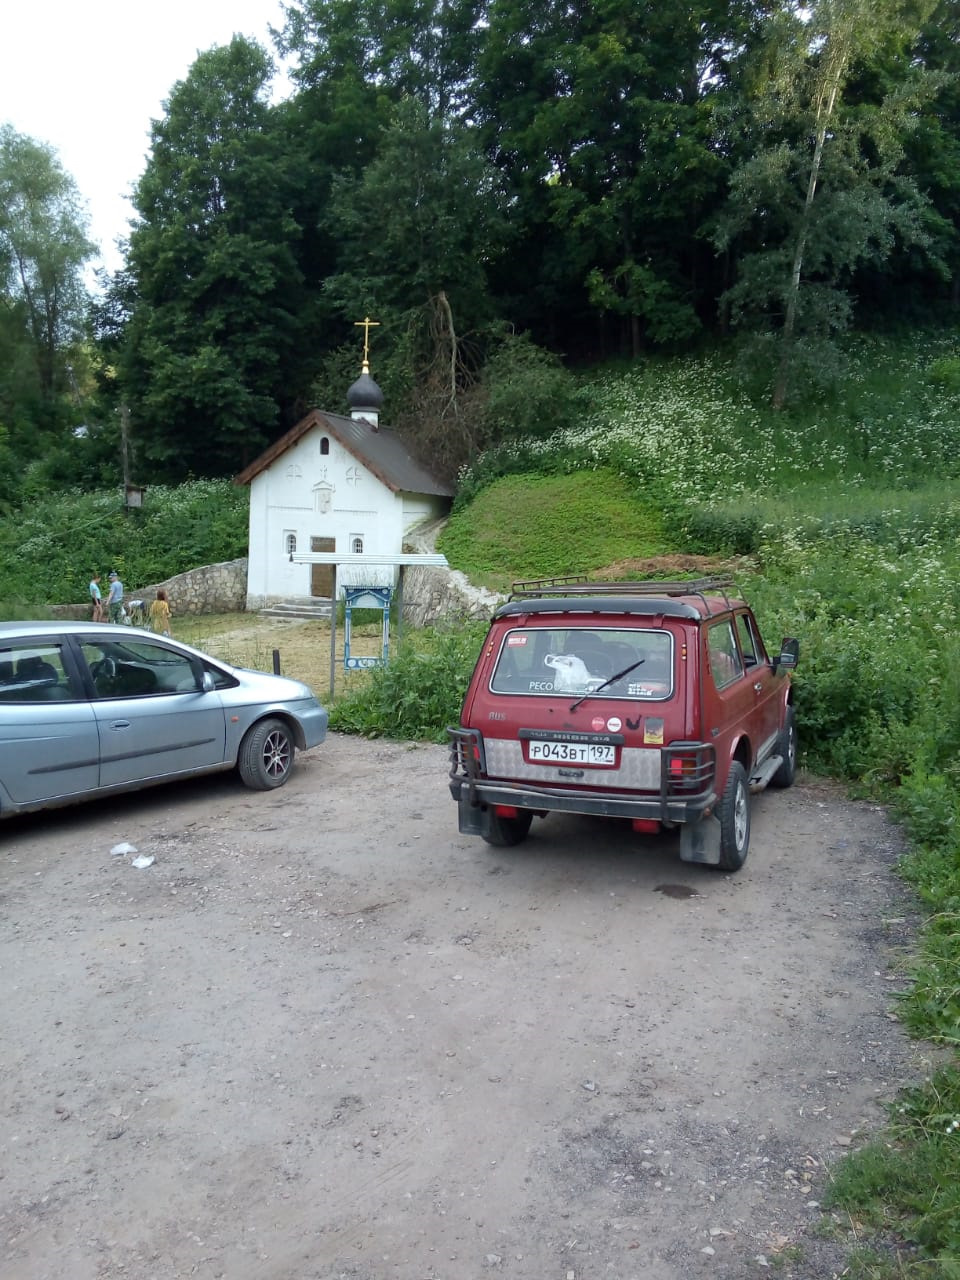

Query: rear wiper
<box><xmin>569</xmin><ymin>659</ymin><xmax>645</xmax><ymax>712</ymax></box>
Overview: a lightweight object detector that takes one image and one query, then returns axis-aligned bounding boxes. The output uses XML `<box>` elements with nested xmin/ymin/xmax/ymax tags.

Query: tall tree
<box><xmin>0</xmin><ymin>125</ymin><xmax>94</xmax><ymax>398</ymax></box>
<box><xmin>122</xmin><ymin>36</ymin><xmax>315</xmax><ymax>479</ymax></box>
<box><xmin>322</xmin><ymin>96</ymin><xmax>508</xmax><ymax>469</ymax></box>
<box><xmin>475</xmin><ymin>0</ymin><xmax>755</xmax><ymax>357</ymax></box>
<box><xmin>713</xmin><ymin>0</ymin><xmax>938</xmax><ymax>406</ymax></box>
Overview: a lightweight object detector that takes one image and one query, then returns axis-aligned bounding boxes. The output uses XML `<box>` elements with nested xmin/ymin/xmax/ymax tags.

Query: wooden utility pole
<box><xmin>120</xmin><ymin>404</ymin><xmax>131</xmax><ymax>490</ymax></box>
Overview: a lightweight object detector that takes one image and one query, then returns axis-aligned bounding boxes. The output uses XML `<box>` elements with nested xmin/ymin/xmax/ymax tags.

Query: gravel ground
<box><xmin>0</xmin><ymin>733</ymin><xmax>929</xmax><ymax>1280</ymax></box>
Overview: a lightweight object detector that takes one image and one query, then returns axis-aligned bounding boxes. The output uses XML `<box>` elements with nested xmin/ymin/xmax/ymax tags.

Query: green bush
<box><xmin>0</xmin><ymin>480</ymin><xmax>249</xmax><ymax>606</ymax></box>
<box><xmin>328</xmin><ymin>622</ymin><xmax>488</xmax><ymax>742</ymax></box>
<box><xmin>927</xmin><ymin>356</ymin><xmax>960</xmax><ymax>392</ymax></box>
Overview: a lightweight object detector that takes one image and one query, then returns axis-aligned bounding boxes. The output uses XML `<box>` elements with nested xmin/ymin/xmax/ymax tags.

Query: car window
<box><xmin>0</xmin><ymin>641</ymin><xmax>76</xmax><ymax>702</ymax></box>
<box><xmin>199</xmin><ymin>659</ymin><xmax>239</xmax><ymax>691</ymax></box>
<box><xmin>707</xmin><ymin>619</ymin><xmax>744</xmax><ymax>690</ymax></box>
<box><xmin>490</xmin><ymin>626</ymin><xmax>673</xmax><ymax>699</ymax></box>
<box><xmin>735</xmin><ymin>612</ymin><xmax>762</xmax><ymax>668</ymax></box>
<box><xmin>80</xmin><ymin>636</ymin><xmax>202</xmax><ymax>699</ymax></box>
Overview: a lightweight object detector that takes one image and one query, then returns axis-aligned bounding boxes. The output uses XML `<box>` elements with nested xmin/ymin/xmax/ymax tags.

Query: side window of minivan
<box><xmin>708</xmin><ymin>619</ymin><xmax>744</xmax><ymax>690</ymax></box>
<box><xmin>0</xmin><ymin>642</ymin><xmax>75</xmax><ymax>702</ymax></box>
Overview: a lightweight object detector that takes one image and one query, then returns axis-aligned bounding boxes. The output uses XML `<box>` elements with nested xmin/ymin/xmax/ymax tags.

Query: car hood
<box><xmin>234</xmin><ymin>668</ymin><xmax>319</xmax><ymax>701</ymax></box>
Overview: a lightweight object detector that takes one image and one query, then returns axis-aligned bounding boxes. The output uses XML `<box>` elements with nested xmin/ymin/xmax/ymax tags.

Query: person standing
<box><xmin>106</xmin><ymin>571</ymin><xmax>124</xmax><ymax>624</ymax></box>
<box><xmin>148</xmin><ymin>589</ymin><xmax>172</xmax><ymax>637</ymax></box>
<box><xmin>89</xmin><ymin>573</ymin><xmax>104</xmax><ymax>622</ymax></box>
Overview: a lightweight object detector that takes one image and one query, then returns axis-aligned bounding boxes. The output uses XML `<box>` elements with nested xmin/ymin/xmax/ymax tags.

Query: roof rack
<box><xmin>510</xmin><ymin>574</ymin><xmax>589</xmax><ymax>595</ymax></box>
<box><xmin>511</xmin><ymin>575</ymin><xmax>733</xmax><ymax>598</ymax></box>
<box><xmin>508</xmin><ymin>575</ymin><xmax>737</xmax><ymax>611</ymax></box>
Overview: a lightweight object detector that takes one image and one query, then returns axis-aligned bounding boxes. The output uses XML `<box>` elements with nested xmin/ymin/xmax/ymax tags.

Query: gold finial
<box><xmin>353</xmin><ymin>315</ymin><xmax>380</xmax><ymax>367</ymax></box>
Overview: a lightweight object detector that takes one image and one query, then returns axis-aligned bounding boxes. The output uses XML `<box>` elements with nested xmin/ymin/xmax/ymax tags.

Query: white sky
<box><xmin>1</xmin><ymin>0</ymin><xmax>291</xmax><ymax>278</ymax></box>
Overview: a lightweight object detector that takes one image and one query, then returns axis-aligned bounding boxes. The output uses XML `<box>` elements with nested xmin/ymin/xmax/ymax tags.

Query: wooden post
<box><xmin>396</xmin><ymin>565</ymin><xmax>405</xmax><ymax>646</ymax></box>
<box><xmin>120</xmin><ymin>404</ymin><xmax>131</xmax><ymax>489</ymax></box>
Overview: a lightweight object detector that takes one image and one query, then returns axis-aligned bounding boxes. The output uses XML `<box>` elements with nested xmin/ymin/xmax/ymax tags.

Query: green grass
<box><xmin>438</xmin><ymin>469</ymin><xmax>671</xmax><ymax>589</ymax></box>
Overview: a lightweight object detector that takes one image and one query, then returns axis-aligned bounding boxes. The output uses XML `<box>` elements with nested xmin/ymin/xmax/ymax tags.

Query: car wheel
<box><xmin>717</xmin><ymin>761</ymin><xmax>750</xmax><ymax>871</ymax></box>
<box><xmin>482</xmin><ymin>808</ymin><xmax>533</xmax><ymax>848</ymax></box>
<box><xmin>770</xmin><ymin>707</ymin><xmax>797</xmax><ymax>789</ymax></box>
<box><xmin>238</xmin><ymin>717</ymin><xmax>296</xmax><ymax>790</ymax></box>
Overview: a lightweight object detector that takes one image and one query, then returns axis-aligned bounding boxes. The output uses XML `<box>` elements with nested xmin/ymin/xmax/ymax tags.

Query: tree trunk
<box><xmin>772</xmin><ymin>36</ymin><xmax>848</xmax><ymax>410</ymax></box>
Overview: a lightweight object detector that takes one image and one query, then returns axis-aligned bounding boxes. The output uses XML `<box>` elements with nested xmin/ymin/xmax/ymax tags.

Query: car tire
<box><xmin>770</xmin><ymin>707</ymin><xmax>797</xmax><ymax>789</ymax></box>
<box><xmin>482</xmin><ymin>808</ymin><xmax>533</xmax><ymax>848</ymax></box>
<box><xmin>238</xmin><ymin>717</ymin><xmax>295</xmax><ymax>790</ymax></box>
<box><xmin>717</xmin><ymin>760</ymin><xmax>750</xmax><ymax>872</ymax></box>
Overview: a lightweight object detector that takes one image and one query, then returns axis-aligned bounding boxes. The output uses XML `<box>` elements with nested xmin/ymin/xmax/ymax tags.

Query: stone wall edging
<box><xmin>52</xmin><ymin>559</ymin><xmax>249</xmax><ymax>621</ymax></box>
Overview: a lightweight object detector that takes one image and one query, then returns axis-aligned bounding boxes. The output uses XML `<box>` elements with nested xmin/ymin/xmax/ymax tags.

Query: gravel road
<box><xmin>0</xmin><ymin>734</ymin><xmax>926</xmax><ymax>1280</ymax></box>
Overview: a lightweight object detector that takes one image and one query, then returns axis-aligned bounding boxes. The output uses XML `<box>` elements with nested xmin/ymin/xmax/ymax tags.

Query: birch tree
<box><xmin>714</xmin><ymin>0</ymin><xmax>937</xmax><ymax>406</ymax></box>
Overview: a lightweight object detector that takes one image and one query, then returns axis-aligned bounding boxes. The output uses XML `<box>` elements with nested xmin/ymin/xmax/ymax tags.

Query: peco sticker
<box><xmin>606</xmin><ymin>717</ymin><xmax>622</xmax><ymax>733</ymax></box>
<box><xmin>591</xmin><ymin>716</ymin><xmax>605</xmax><ymax>732</ymax></box>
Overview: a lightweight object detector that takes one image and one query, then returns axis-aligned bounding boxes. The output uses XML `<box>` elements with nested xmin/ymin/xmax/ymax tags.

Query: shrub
<box><xmin>328</xmin><ymin>621</ymin><xmax>488</xmax><ymax>742</ymax></box>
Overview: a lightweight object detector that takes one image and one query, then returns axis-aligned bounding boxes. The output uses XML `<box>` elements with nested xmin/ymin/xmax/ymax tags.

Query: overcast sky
<box><xmin>1</xmin><ymin>0</ymin><xmax>290</xmax><ymax>277</ymax></box>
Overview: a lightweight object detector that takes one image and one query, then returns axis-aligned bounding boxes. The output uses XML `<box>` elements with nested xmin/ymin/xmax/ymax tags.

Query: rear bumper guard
<box><xmin>448</xmin><ymin>727</ymin><xmax>716</xmax><ymax>826</ymax></box>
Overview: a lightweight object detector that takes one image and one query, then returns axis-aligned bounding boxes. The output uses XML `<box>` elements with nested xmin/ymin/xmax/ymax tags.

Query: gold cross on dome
<box><xmin>353</xmin><ymin>315</ymin><xmax>380</xmax><ymax>364</ymax></box>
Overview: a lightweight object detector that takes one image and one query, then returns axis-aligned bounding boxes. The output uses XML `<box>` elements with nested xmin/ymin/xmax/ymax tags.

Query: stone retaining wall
<box><xmin>53</xmin><ymin>559</ymin><xmax>249</xmax><ymax>621</ymax></box>
<box><xmin>400</xmin><ymin>565</ymin><xmax>504</xmax><ymax>628</ymax></box>
<box><xmin>51</xmin><ymin>544</ymin><xmax>502</xmax><ymax>629</ymax></box>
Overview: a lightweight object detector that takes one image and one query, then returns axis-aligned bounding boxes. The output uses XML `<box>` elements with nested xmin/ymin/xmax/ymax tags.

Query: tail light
<box><xmin>449</xmin><ymin>727</ymin><xmax>486</xmax><ymax>776</ymax></box>
<box><xmin>663</xmin><ymin>744</ymin><xmax>714</xmax><ymax>795</ymax></box>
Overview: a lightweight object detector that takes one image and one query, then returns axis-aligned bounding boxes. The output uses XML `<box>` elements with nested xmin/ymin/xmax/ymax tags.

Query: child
<box><xmin>149</xmin><ymin>589</ymin><xmax>172</xmax><ymax>637</ymax></box>
<box><xmin>89</xmin><ymin>572</ymin><xmax>104</xmax><ymax>622</ymax></box>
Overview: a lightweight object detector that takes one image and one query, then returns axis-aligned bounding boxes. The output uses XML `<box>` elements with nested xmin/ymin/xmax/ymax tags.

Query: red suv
<box><xmin>448</xmin><ymin>577</ymin><xmax>798</xmax><ymax>871</ymax></box>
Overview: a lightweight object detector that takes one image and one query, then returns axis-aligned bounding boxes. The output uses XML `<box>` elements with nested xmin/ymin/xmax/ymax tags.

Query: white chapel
<box><xmin>234</xmin><ymin>357</ymin><xmax>454</xmax><ymax>610</ymax></box>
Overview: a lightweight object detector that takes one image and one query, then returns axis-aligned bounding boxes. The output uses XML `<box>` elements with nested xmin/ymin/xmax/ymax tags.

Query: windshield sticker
<box><xmin>506</xmin><ymin>634</ymin><xmax>528</xmax><ymax>646</ymax></box>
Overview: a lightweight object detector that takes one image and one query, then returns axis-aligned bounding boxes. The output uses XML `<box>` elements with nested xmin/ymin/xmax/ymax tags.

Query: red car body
<box><xmin>449</xmin><ymin>577</ymin><xmax>798</xmax><ymax>871</ymax></box>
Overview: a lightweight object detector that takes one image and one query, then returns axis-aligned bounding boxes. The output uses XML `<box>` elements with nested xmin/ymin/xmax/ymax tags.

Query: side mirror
<box><xmin>201</xmin><ymin>670</ymin><xmax>217</xmax><ymax>693</ymax></box>
<box><xmin>774</xmin><ymin>637</ymin><xmax>799</xmax><ymax>671</ymax></box>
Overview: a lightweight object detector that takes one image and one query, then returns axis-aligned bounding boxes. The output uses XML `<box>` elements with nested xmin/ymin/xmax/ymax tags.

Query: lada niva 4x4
<box><xmin>448</xmin><ymin>577</ymin><xmax>799</xmax><ymax>871</ymax></box>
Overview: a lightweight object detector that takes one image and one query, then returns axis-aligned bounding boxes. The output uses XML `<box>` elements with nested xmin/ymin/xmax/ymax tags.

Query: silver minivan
<box><xmin>0</xmin><ymin>621</ymin><xmax>328</xmax><ymax>817</ymax></box>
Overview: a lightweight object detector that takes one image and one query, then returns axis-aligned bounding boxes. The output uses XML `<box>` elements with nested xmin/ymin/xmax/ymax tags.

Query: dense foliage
<box><xmin>0</xmin><ymin>480</ymin><xmax>248</xmax><ymax>611</ymax></box>
<box><xmin>0</xmin><ymin>125</ymin><xmax>97</xmax><ymax>506</ymax></box>
<box><xmin>328</xmin><ymin>623</ymin><xmax>488</xmax><ymax>740</ymax></box>
<box><xmin>5</xmin><ymin>0</ymin><xmax>960</xmax><ymax>495</ymax></box>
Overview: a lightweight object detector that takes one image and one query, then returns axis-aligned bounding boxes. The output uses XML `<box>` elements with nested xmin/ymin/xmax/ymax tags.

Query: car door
<box><xmin>704</xmin><ymin>616</ymin><xmax>771</xmax><ymax>771</ymax></box>
<box><xmin>77</xmin><ymin>635</ymin><xmax>227</xmax><ymax>787</ymax></box>
<box><xmin>0</xmin><ymin>637</ymin><xmax>99</xmax><ymax>807</ymax></box>
<box><xmin>734</xmin><ymin>610</ymin><xmax>782</xmax><ymax>759</ymax></box>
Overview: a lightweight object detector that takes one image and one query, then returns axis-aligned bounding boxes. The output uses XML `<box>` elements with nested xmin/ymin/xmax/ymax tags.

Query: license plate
<box><xmin>528</xmin><ymin>740</ymin><xmax>616</xmax><ymax>766</ymax></box>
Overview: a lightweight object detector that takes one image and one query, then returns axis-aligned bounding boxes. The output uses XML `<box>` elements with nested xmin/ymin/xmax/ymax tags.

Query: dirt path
<box><xmin>0</xmin><ymin>735</ymin><xmax>924</xmax><ymax>1279</ymax></box>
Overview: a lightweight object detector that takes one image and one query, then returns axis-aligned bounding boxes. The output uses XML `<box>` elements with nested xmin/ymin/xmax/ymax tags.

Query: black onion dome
<box><xmin>346</xmin><ymin>363</ymin><xmax>384</xmax><ymax>412</ymax></box>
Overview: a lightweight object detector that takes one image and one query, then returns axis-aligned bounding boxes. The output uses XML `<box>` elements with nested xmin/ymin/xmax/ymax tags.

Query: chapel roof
<box><xmin>233</xmin><ymin>409</ymin><xmax>454</xmax><ymax>498</ymax></box>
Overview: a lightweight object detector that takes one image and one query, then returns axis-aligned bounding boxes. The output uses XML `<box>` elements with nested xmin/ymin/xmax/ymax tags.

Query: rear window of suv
<box><xmin>489</xmin><ymin>626</ymin><xmax>674</xmax><ymax>700</ymax></box>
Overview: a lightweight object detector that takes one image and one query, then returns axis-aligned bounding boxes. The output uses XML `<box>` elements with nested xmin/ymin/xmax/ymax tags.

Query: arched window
<box><xmin>351</xmin><ymin>536</ymin><xmax>364</xmax><ymax>555</ymax></box>
<box><xmin>285</xmin><ymin>532</ymin><xmax>297</xmax><ymax>555</ymax></box>
<box><xmin>320</xmin><ymin>437</ymin><xmax>330</xmax><ymax>455</ymax></box>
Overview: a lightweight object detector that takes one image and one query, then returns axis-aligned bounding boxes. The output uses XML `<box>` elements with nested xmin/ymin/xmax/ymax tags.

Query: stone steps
<box><xmin>259</xmin><ymin>601</ymin><xmax>333</xmax><ymax>621</ymax></box>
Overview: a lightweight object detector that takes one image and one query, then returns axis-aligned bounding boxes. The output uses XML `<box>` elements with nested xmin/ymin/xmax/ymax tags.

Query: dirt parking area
<box><xmin>1</xmin><ymin>735</ymin><xmax>926</xmax><ymax>1280</ymax></box>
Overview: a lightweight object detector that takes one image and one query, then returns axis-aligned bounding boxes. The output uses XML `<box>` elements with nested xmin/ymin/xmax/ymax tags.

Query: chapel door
<box><xmin>310</xmin><ymin>537</ymin><xmax>335</xmax><ymax>597</ymax></box>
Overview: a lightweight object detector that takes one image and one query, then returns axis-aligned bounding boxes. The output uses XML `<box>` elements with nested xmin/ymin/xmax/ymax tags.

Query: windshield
<box><xmin>489</xmin><ymin>626</ymin><xmax>673</xmax><ymax>700</ymax></box>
